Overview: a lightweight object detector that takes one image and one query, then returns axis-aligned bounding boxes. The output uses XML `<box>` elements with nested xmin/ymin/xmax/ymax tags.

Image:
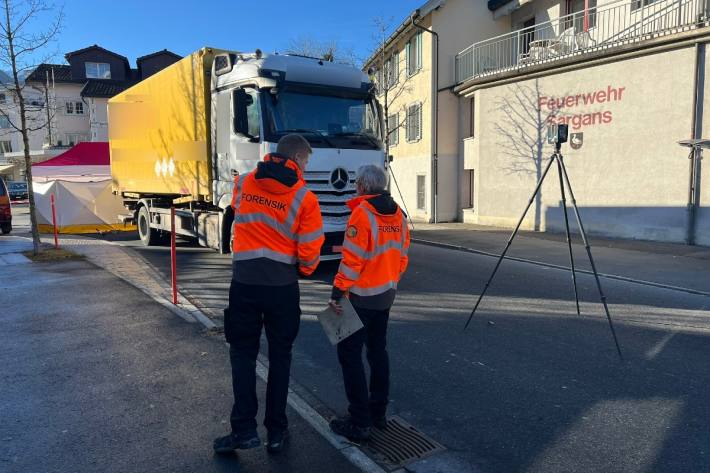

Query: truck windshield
<box><xmin>264</xmin><ymin>90</ymin><xmax>382</xmax><ymax>150</ymax></box>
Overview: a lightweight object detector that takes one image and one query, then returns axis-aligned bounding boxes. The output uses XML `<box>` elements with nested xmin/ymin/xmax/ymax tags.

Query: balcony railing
<box><xmin>455</xmin><ymin>0</ymin><xmax>709</xmax><ymax>83</ymax></box>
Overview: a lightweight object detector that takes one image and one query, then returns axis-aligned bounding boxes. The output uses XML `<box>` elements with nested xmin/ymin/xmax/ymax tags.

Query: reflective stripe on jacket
<box><xmin>231</xmin><ymin>154</ymin><xmax>324</xmax><ymax>285</ymax></box>
<box><xmin>333</xmin><ymin>194</ymin><xmax>409</xmax><ymax>309</ymax></box>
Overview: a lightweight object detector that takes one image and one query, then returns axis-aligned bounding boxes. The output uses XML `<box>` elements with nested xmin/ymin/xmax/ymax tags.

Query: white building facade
<box><xmin>370</xmin><ymin>0</ymin><xmax>710</xmax><ymax>245</ymax></box>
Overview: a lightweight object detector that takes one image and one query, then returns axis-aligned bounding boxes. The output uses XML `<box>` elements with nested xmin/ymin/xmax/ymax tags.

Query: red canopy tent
<box><xmin>33</xmin><ymin>142</ymin><xmax>110</xmax><ymax>181</ymax></box>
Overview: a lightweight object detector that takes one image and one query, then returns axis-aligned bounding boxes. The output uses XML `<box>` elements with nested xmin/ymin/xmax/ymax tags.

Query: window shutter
<box><xmin>391</xmin><ymin>51</ymin><xmax>399</xmax><ymax>87</ymax></box>
<box><xmin>388</xmin><ymin>114</ymin><xmax>399</xmax><ymax>146</ymax></box>
<box><xmin>410</xmin><ymin>104</ymin><xmax>421</xmax><ymax>141</ymax></box>
<box><xmin>416</xmin><ymin>33</ymin><xmax>422</xmax><ymax>71</ymax></box>
<box><xmin>406</xmin><ymin>105</ymin><xmax>413</xmax><ymax>141</ymax></box>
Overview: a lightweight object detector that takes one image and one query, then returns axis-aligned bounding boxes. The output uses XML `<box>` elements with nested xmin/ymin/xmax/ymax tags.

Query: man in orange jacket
<box><xmin>214</xmin><ymin>134</ymin><xmax>324</xmax><ymax>454</ymax></box>
<box><xmin>328</xmin><ymin>164</ymin><xmax>410</xmax><ymax>441</ymax></box>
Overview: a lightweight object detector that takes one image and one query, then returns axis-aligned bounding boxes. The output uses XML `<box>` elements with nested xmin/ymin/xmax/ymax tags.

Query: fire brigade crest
<box><xmin>570</xmin><ymin>132</ymin><xmax>584</xmax><ymax>150</ymax></box>
<box><xmin>346</xmin><ymin>225</ymin><xmax>358</xmax><ymax>238</ymax></box>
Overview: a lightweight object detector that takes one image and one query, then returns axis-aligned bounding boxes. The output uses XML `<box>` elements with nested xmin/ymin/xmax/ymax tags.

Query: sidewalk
<box><xmin>0</xmin><ymin>249</ymin><xmax>366</xmax><ymax>473</ymax></box>
<box><xmin>411</xmin><ymin>223</ymin><xmax>710</xmax><ymax>295</ymax></box>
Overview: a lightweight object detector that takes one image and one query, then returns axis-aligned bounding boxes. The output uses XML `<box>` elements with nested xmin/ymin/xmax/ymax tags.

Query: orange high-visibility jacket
<box><xmin>231</xmin><ymin>154</ymin><xmax>324</xmax><ymax>284</ymax></box>
<box><xmin>333</xmin><ymin>193</ymin><xmax>409</xmax><ymax>309</ymax></box>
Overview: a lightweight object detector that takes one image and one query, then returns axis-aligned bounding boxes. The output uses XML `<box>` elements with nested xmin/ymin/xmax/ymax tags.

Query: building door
<box><xmin>520</xmin><ymin>17</ymin><xmax>536</xmax><ymax>56</ymax></box>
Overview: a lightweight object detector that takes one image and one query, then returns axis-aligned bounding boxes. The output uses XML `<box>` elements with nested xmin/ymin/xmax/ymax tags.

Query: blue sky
<box><xmin>51</xmin><ymin>1</ymin><xmax>416</xmax><ymax>67</ymax></box>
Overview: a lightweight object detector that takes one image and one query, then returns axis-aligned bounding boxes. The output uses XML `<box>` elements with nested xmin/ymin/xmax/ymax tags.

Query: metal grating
<box><xmin>362</xmin><ymin>416</ymin><xmax>446</xmax><ymax>471</ymax></box>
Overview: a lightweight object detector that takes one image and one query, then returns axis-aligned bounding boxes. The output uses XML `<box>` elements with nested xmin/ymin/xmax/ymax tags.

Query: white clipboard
<box><xmin>317</xmin><ymin>297</ymin><xmax>364</xmax><ymax>345</ymax></box>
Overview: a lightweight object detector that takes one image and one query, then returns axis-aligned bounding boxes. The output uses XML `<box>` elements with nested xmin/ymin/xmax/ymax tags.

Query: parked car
<box><xmin>7</xmin><ymin>181</ymin><xmax>28</xmax><ymax>201</ymax></box>
<box><xmin>0</xmin><ymin>176</ymin><xmax>11</xmax><ymax>234</ymax></box>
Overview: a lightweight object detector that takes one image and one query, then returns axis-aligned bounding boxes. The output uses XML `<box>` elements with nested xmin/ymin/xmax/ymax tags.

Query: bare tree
<box><xmin>492</xmin><ymin>80</ymin><xmax>561</xmax><ymax>231</ymax></box>
<box><xmin>0</xmin><ymin>0</ymin><xmax>62</xmax><ymax>254</ymax></box>
<box><xmin>285</xmin><ymin>35</ymin><xmax>360</xmax><ymax>67</ymax></box>
<box><xmin>369</xmin><ymin>17</ymin><xmax>421</xmax><ymax>157</ymax></box>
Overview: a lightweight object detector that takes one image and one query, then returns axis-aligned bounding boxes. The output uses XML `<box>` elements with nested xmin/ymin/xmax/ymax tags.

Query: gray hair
<box><xmin>355</xmin><ymin>165</ymin><xmax>388</xmax><ymax>193</ymax></box>
<box><xmin>277</xmin><ymin>134</ymin><xmax>312</xmax><ymax>158</ymax></box>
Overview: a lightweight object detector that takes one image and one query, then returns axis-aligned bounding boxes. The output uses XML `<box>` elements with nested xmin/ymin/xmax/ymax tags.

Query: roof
<box><xmin>80</xmin><ymin>79</ymin><xmax>135</xmax><ymax>98</ymax></box>
<box><xmin>136</xmin><ymin>49</ymin><xmax>182</xmax><ymax>63</ymax></box>
<box><xmin>363</xmin><ymin>0</ymin><xmax>446</xmax><ymax>68</ymax></box>
<box><xmin>33</xmin><ymin>142</ymin><xmax>109</xmax><ymax>167</ymax></box>
<box><xmin>65</xmin><ymin>44</ymin><xmax>130</xmax><ymax>68</ymax></box>
<box><xmin>25</xmin><ymin>64</ymin><xmax>76</xmax><ymax>84</ymax></box>
<box><xmin>488</xmin><ymin>0</ymin><xmax>511</xmax><ymax>10</ymax></box>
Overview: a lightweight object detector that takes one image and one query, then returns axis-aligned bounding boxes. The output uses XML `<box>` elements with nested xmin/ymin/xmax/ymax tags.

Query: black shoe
<box><xmin>329</xmin><ymin>416</ymin><xmax>371</xmax><ymax>442</ymax></box>
<box><xmin>372</xmin><ymin>415</ymin><xmax>388</xmax><ymax>430</ymax></box>
<box><xmin>266</xmin><ymin>429</ymin><xmax>289</xmax><ymax>453</ymax></box>
<box><xmin>213</xmin><ymin>431</ymin><xmax>261</xmax><ymax>454</ymax></box>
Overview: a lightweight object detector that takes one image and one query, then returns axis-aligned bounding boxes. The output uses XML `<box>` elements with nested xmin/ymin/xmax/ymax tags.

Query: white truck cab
<box><xmin>211</xmin><ymin>51</ymin><xmax>386</xmax><ymax>258</ymax></box>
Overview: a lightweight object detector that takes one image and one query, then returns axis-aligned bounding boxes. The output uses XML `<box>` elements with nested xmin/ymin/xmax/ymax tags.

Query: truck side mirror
<box><xmin>388</xmin><ymin>154</ymin><xmax>394</xmax><ymax>163</ymax></box>
<box><xmin>233</xmin><ymin>89</ymin><xmax>257</xmax><ymax>141</ymax></box>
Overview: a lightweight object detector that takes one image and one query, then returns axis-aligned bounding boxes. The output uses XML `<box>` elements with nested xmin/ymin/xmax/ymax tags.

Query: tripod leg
<box><xmin>558</xmin><ymin>156</ymin><xmax>623</xmax><ymax>360</ymax></box>
<box><xmin>556</xmin><ymin>157</ymin><xmax>581</xmax><ymax>316</ymax></box>
<box><xmin>464</xmin><ymin>154</ymin><xmax>557</xmax><ymax>329</ymax></box>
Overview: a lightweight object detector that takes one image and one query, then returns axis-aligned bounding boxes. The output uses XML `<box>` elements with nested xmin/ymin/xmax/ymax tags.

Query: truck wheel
<box><xmin>137</xmin><ymin>206</ymin><xmax>161</xmax><ymax>246</ymax></box>
<box><xmin>1</xmin><ymin>224</ymin><xmax>10</xmax><ymax>234</ymax></box>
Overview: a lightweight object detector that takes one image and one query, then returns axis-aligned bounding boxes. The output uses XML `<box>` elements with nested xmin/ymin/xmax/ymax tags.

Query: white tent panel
<box><xmin>32</xmin><ymin>179</ymin><xmax>130</xmax><ymax>233</ymax></box>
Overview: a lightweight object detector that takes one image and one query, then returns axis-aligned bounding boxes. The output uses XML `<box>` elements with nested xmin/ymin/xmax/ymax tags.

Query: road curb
<box><xmin>60</xmin><ymin>236</ymin><xmax>387</xmax><ymax>473</ymax></box>
<box><xmin>412</xmin><ymin>238</ymin><xmax>710</xmax><ymax>298</ymax></box>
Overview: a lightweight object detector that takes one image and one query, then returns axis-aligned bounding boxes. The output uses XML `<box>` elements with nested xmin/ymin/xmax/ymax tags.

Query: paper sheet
<box><xmin>317</xmin><ymin>298</ymin><xmax>363</xmax><ymax>345</ymax></box>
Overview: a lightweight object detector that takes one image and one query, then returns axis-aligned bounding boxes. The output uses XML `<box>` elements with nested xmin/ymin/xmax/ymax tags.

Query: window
<box><xmin>85</xmin><ymin>62</ymin><xmax>111</xmax><ymax>79</ymax></box>
<box><xmin>568</xmin><ymin>0</ymin><xmax>597</xmax><ymax>30</ymax></box>
<box><xmin>384</xmin><ymin>51</ymin><xmax>399</xmax><ymax>90</ymax></box>
<box><xmin>263</xmin><ymin>90</ymin><xmax>382</xmax><ymax>149</ymax></box>
<box><xmin>631</xmin><ymin>0</ymin><xmax>656</xmax><ymax>10</ymax></box>
<box><xmin>387</xmin><ymin>113</ymin><xmax>399</xmax><ymax>147</ymax></box>
<box><xmin>233</xmin><ymin>88</ymin><xmax>260</xmax><ymax>139</ymax></box>
<box><xmin>0</xmin><ymin>116</ymin><xmax>10</xmax><ymax>129</ymax></box>
<box><xmin>65</xmin><ymin>133</ymin><xmax>88</xmax><ymax>146</ymax></box>
<box><xmin>0</xmin><ymin>140</ymin><xmax>11</xmax><ymax>153</ymax></box>
<box><xmin>0</xmin><ymin>93</ymin><xmax>6</xmax><ymax>104</ymax></box>
<box><xmin>465</xmin><ymin>170</ymin><xmax>475</xmax><ymax>209</ymax></box>
<box><xmin>406</xmin><ymin>103</ymin><xmax>422</xmax><ymax>142</ymax></box>
<box><xmin>406</xmin><ymin>32</ymin><xmax>422</xmax><ymax>76</ymax></box>
<box><xmin>65</xmin><ymin>101</ymin><xmax>85</xmax><ymax>115</ymax></box>
<box><xmin>417</xmin><ymin>175</ymin><xmax>426</xmax><ymax>210</ymax></box>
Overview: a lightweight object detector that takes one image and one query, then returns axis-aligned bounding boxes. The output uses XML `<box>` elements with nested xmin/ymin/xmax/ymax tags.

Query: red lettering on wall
<box><xmin>539</xmin><ymin>85</ymin><xmax>625</xmax><ymax>131</ymax></box>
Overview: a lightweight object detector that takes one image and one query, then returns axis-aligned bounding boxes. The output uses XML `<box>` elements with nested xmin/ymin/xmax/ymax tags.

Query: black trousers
<box><xmin>225</xmin><ymin>280</ymin><xmax>301</xmax><ymax>435</ymax></box>
<box><xmin>336</xmin><ymin>306</ymin><xmax>390</xmax><ymax>428</ymax></box>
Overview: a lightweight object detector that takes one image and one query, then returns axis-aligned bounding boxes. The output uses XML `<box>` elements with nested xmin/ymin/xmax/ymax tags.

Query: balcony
<box><xmin>455</xmin><ymin>0</ymin><xmax>709</xmax><ymax>84</ymax></box>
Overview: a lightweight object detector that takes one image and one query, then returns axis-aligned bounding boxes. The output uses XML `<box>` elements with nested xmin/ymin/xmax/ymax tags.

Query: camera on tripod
<box><xmin>547</xmin><ymin>123</ymin><xmax>569</xmax><ymax>147</ymax></box>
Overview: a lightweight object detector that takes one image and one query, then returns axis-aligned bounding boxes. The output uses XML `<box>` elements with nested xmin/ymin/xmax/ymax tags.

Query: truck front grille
<box><xmin>304</xmin><ymin>171</ymin><xmax>356</xmax><ymax>225</ymax></box>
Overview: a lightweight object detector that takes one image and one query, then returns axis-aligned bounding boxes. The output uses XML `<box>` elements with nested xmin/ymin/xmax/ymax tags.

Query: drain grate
<box><xmin>362</xmin><ymin>416</ymin><xmax>446</xmax><ymax>471</ymax></box>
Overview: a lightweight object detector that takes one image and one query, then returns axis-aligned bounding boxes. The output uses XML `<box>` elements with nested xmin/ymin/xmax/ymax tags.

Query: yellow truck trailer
<box><xmin>110</xmin><ymin>48</ymin><xmax>220</xmax><ymax>199</ymax></box>
<box><xmin>109</xmin><ymin>47</ymin><xmax>386</xmax><ymax>255</ymax></box>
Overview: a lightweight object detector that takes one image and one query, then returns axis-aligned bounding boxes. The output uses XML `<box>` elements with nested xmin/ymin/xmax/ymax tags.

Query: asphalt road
<box><xmin>114</xmin><ymin>230</ymin><xmax>710</xmax><ymax>473</ymax></box>
<box><xmin>8</xmin><ymin>206</ymin><xmax>710</xmax><ymax>472</ymax></box>
<box><xmin>0</xmin><ymin>257</ymin><xmax>362</xmax><ymax>473</ymax></box>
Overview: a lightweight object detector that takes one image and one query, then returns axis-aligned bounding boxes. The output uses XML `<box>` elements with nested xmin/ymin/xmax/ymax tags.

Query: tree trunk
<box><xmin>5</xmin><ymin>0</ymin><xmax>40</xmax><ymax>254</ymax></box>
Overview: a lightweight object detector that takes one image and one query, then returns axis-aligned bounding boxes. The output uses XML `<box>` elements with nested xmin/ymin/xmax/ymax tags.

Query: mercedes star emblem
<box><xmin>330</xmin><ymin>167</ymin><xmax>349</xmax><ymax>191</ymax></box>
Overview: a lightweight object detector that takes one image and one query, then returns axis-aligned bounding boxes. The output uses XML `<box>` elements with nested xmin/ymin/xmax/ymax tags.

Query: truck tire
<box><xmin>137</xmin><ymin>206</ymin><xmax>162</xmax><ymax>246</ymax></box>
<box><xmin>1</xmin><ymin>224</ymin><xmax>10</xmax><ymax>234</ymax></box>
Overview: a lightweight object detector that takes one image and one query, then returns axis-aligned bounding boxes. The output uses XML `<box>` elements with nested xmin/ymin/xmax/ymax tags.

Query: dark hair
<box><xmin>276</xmin><ymin>134</ymin><xmax>312</xmax><ymax>159</ymax></box>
